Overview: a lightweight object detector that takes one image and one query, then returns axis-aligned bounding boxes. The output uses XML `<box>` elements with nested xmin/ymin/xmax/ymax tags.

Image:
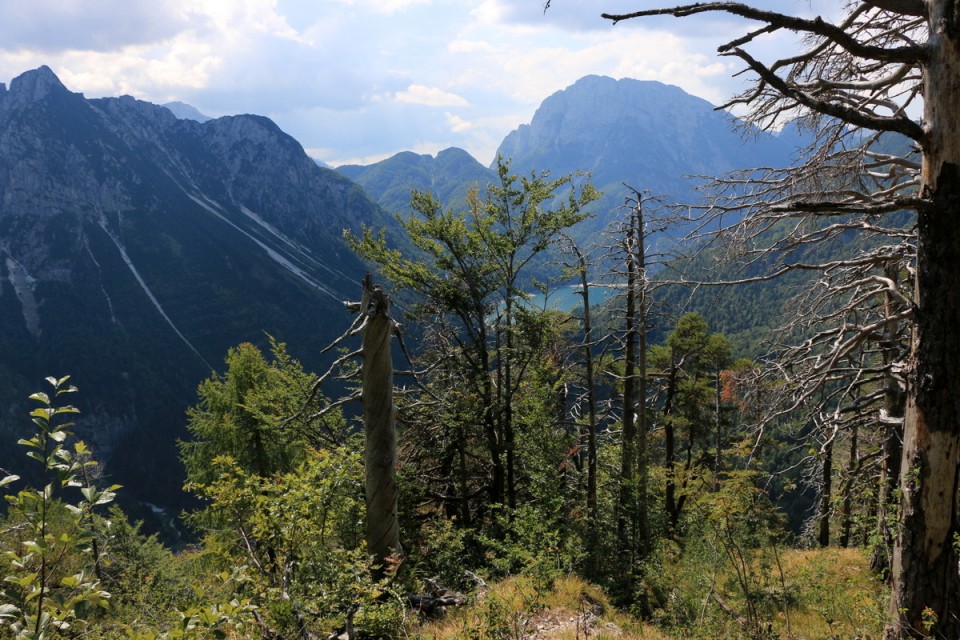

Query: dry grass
<box><xmin>404</xmin><ymin>547</ymin><xmax>885</xmax><ymax>639</ymax></box>
<box><xmin>773</xmin><ymin>547</ymin><xmax>887</xmax><ymax>639</ymax></box>
<box><xmin>406</xmin><ymin>574</ymin><xmax>666</xmax><ymax>640</ymax></box>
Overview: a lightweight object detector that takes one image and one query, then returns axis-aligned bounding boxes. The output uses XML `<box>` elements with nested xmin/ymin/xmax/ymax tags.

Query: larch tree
<box><xmin>589</xmin><ymin>2</ymin><xmax>957</xmax><ymax>637</ymax></box>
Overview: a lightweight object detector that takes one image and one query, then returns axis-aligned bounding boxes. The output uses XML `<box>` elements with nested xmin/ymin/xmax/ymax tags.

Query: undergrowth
<box><xmin>409</xmin><ymin>548</ymin><xmax>886</xmax><ymax>640</ymax></box>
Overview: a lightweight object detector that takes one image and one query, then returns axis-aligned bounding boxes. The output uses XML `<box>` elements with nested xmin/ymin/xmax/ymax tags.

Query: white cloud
<box><xmin>325</xmin><ymin>0</ymin><xmax>435</xmax><ymax>15</ymax></box>
<box><xmin>395</xmin><ymin>84</ymin><xmax>469</xmax><ymax>107</ymax></box>
<box><xmin>446</xmin><ymin>112</ymin><xmax>472</xmax><ymax>133</ymax></box>
<box><xmin>448</xmin><ymin>39</ymin><xmax>497</xmax><ymax>54</ymax></box>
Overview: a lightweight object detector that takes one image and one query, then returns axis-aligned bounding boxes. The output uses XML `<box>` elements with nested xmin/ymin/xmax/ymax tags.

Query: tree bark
<box><xmin>359</xmin><ymin>275</ymin><xmax>401</xmax><ymax>572</ymax></box>
<box><xmin>873</xmin><ymin>268</ymin><xmax>905</xmax><ymax>571</ymax></box>
<box><xmin>840</xmin><ymin>424</ymin><xmax>857</xmax><ymax>549</ymax></box>
<box><xmin>618</xmin><ymin>205</ymin><xmax>640</xmax><ymax>551</ymax></box>
<box><xmin>818</xmin><ymin>435</ymin><xmax>833</xmax><ymax>548</ymax></box>
<box><xmin>887</xmin><ymin>164</ymin><xmax>960</xmax><ymax>637</ymax></box>
<box><xmin>570</xmin><ymin>244</ymin><xmax>599</xmax><ymax>533</ymax></box>
<box><xmin>664</xmin><ymin>357</ymin><xmax>678</xmax><ymax>535</ymax></box>
<box><xmin>635</xmin><ymin>217</ymin><xmax>649</xmax><ymax>556</ymax></box>
<box><xmin>887</xmin><ymin>6</ymin><xmax>960</xmax><ymax>634</ymax></box>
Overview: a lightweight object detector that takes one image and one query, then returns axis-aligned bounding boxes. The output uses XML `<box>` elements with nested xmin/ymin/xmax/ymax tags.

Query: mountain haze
<box><xmin>0</xmin><ymin>67</ymin><xmax>388</xmax><ymax>523</ymax></box>
<box><xmin>163</xmin><ymin>100</ymin><xmax>212</xmax><ymax>123</ymax></box>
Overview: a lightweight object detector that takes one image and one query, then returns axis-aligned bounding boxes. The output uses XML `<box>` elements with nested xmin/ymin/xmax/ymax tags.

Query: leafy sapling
<box><xmin>0</xmin><ymin>376</ymin><xmax>118</xmax><ymax>639</ymax></box>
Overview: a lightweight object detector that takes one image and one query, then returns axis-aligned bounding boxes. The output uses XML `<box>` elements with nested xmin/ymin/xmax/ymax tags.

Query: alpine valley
<box><xmin>0</xmin><ymin>67</ymin><xmax>805</xmax><ymax>533</ymax></box>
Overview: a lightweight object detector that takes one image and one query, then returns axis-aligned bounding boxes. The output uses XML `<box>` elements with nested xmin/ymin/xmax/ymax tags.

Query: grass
<box><xmin>407</xmin><ymin>573</ymin><xmax>667</xmax><ymax>639</ymax></box>
<box><xmin>773</xmin><ymin>547</ymin><xmax>888</xmax><ymax>639</ymax></box>
<box><xmin>405</xmin><ymin>547</ymin><xmax>887</xmax><ymax>640</ymax></box>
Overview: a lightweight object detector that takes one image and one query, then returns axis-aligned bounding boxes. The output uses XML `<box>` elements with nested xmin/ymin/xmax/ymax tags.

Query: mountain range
<box><xmin>0</xmin><ymin>67</ymin><xmax>809</xmax><ymax>533</ymax></box>
<box><xmin>339</xmin><ymin>75</ymin><xmax>804</xmax><ymax>238</ymax></box>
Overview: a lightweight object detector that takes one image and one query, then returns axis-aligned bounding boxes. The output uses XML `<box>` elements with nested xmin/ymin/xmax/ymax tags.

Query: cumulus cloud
<box><xmin>448</xmin><ymin>39</ymin><xmax>498</xmax><ymax>54</ymax></box>
<box><xmin>333</xmin><ymin>0</ymin><xmax>434</xmax><ymax>15</ymax></box>
<box><xmin>395</xmin><ymin>84</ymin><xmax>469</xmax><ymax>107</ymax></box>
<box><xmin>446</xmin><ymin>112</ymin><xmax>472</xmax><ymax>133</ymax></box>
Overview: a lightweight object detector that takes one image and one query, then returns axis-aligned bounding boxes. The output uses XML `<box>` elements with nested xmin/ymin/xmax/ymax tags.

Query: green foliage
<box><xmin>180</xmin><ymin>339</ymin><xmax>323</xmax><ymax>490</ymax></box>
<box><xmin>0</xmin><ymin>376</ymin><xmax>116</xmax><ymax>639</ymax></box>
<box><xmin>479</xmin><ymin>503</ymin><xmax>584</xmax><ymax>605</ymax></box>
<box><xmin>190</xmin><ymin>448</ymin><xmax>399</xmax><ymax>637</ymax></box>
<box><xmin>94</xmin><ymin>506</ymin><xmax>199</xmax><ymax>636</ymax></box>
<box><xmin>641</xmin><ymin>471</ymin><xmax>790</xmax><ymax>637</ymax></box>
<box><xmin>404</xmin><ymin>515</ymin><xmax>474</xmax><ymax>592</ymax></box>
<box><xmin>180</xmin><ymin>339</ymin><xmax>399</xmax><ymax>638</ymax></box>
<box><xmin>348</xmin><ymin>157</ymin><xmax>598</xmax><ymax>528</ymax></box>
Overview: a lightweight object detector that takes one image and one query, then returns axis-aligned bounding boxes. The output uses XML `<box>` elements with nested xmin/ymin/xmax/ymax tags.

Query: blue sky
<box><xmin>0</xmin><ymin>0</ymin><xmax>823</xmax><ymax>166</ymax></box>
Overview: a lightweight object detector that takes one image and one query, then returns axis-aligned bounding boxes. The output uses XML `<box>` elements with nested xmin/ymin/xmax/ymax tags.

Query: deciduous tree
<box><xmin>348</xmin><ymin>158</ymin><xmax>597</xmax><ymax>520</ymax></box>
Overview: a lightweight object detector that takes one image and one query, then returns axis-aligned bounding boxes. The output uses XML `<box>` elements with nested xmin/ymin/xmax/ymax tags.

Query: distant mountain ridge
<box><xmin>0</xmin><ymin>66</ymin><xmax>389</xmax><ymax>523</ymax></box>
<box><xmin>163</xmin><ymin>100</ymin><xmax>212</xmax><ymax>123</ymax></box>
<box><xmin>346</xmin><ymin>75</ymin><xmax>801</xmax><ymax>241</ymax></box>
<box><xmin>337</xmin><ymin>147</ymin><xmax>495</xmax><ymax>215</ymax></box>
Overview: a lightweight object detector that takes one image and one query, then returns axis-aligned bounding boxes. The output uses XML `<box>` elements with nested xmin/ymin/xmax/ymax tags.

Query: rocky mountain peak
<box><xmin>7</xmin><ymin>65</ymin><xmax>69</xmax><ymax>103</ymax></box>
<box><xmin>495</xmin><ymin>75</ymin><xmax>793</xmax><ymax>207</ymax></box>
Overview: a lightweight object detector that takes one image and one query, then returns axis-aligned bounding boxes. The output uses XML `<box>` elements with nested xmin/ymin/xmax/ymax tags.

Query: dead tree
<box><xmin>601</xmin><ymin>189</ymin><xmax>670</xmax><ymax>559</ymax></box>
<box><xmin>356</xmin><ymin>275</ymin><xmax>401</xmax><ymax>571</ymax></box>
<box><xmin>558</xmin><ymin>234</ymin><xmax>601</xmax><ymax>538</ymax></box>
<box><xmin>594</xmin><ymin>3</ymin><xmax>957</xmax><ymax>637</ymax></box>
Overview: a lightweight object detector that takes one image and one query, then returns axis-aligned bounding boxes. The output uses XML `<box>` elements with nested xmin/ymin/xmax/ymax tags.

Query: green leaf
<box><xmin>0</xmin><ymin>474</ymin><xmax>19</xmax><ymax>488</ymax></box>
<box><xmin>0</xmin><ymin>603</ymin><xmax>20</xmax><ymax>618</ymax></box>
<box><xmin>60</xmin><ymin>575</ymin><xmax>80</xmax><ymax>588</ymax></box>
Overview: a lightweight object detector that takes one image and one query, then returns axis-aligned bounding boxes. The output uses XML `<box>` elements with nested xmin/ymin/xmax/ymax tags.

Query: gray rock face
<box><xmin>495</xmin><ymin>75</ymin><xmax>798</xmax><ymax>233</ymax></box>
<box><xmin>0</xmin><ymin>66</ymin><xmax>389</xmax><ymax>520</ymax></box>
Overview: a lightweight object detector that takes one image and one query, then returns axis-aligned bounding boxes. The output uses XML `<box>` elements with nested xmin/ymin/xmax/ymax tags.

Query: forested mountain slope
<box><xmin>337</xmin><ymin>146</ymin><xmax>495</xmax><ymax>215</ymax></box>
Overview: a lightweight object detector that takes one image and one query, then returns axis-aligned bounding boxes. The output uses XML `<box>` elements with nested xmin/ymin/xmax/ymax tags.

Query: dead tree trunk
<box><xmin>840</xmin><ymin>424</ymin><xmax>857</xmax><ymax>549</ymax></box>
<box><xmin>358</xmin><ymin>275</ymin><xmax>401</xmax><ymax>572</ymax></box>
<box><xmin>817</xmin><ymin>428</ymin><xmax>834</xmax><ymax>548</ymax></box>
<box><xmin>887</xmin><ymin>5</ymin><xmax>960</xmax><ymax>636</ymax></box>
<box><xmin>873</xmin><ymin>265</ymin><xmax>905</xmax><ymax>572</ymax></box>
<box><xmin>617</xmin><ymin>216</ymin><xmax>637</xmax><ymax>551</ymax></box>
